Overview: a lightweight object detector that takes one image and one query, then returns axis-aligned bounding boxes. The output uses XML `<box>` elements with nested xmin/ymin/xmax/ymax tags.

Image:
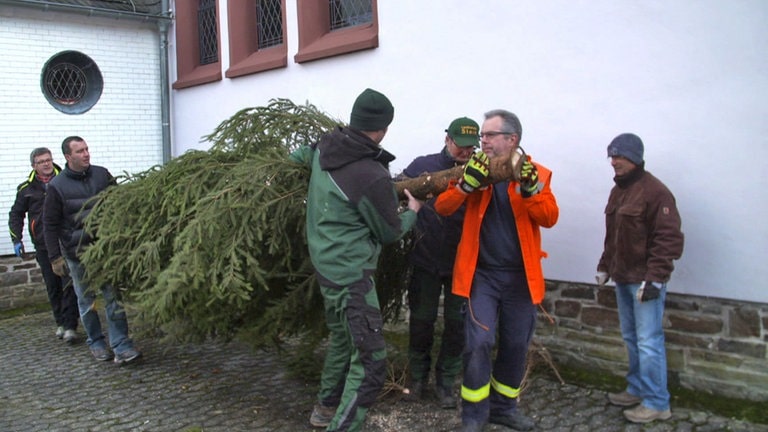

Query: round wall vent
<box><xmin>41</xmin><ymin>51</ymin><xmax>103</xmax><ymax>115</ymax></box>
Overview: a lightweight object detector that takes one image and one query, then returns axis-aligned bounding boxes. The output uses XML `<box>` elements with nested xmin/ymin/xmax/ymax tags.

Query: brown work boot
<box><xmin>607</xmin><ymin>390</ymin><xmax>642</xmax><ymax>407</ymax></box>
<box><xmin>623</xmin><ymin>404</ymin><xmax>672</xmax><ymax>423</ymax></box>
<box><xmin>309</xmin><ymin>403</ymin><xmax>336</xmax><ymax>428</ymax></box>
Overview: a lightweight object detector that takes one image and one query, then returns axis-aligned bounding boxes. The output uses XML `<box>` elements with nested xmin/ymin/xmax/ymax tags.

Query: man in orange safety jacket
<box><xmin>435</xmin><ymin>109</ymin><xmax>559</xmax><ymax>432</ymax></box>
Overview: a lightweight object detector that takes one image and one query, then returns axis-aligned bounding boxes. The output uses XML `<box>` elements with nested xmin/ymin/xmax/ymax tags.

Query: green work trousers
<box><xmin>317</xmin><ymin>272</ymin><xmax>387</xmax><ymax>432</ymax></box>
<box><xmin>407</xmin><ymin>266</ymin><xmax>465</xmax><ymax>389</ymax></box>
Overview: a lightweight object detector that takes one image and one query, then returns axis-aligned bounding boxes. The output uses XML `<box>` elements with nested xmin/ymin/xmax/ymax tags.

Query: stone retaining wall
<box><xmin>537</xmin><ymin>280</ymin><xmax>768</xmax><ymax>402</ymax></box>
<box><xmin>0</xmin><ymin>255</ymin><xmax>47</xmax><ymax>310</ymax></box>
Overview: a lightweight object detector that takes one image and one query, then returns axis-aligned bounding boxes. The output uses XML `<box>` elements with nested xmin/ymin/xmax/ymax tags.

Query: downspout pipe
<box><xmin>159</xmin><ymin>0</ymin><xmax>172</xmax><ymax>163</ymax></box>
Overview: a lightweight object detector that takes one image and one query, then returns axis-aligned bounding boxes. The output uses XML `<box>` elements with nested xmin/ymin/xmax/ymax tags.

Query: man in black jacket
<box><xmin>401</xmin><ymin>117</ymin><xmax>479</xmax><ymax>409</ymax></box>
<box><xmin>44</xmin><ymin>136</ymin><xmax>141</xmax><ymax>365</ymax></box>
<box><xmin>9</xmin><ymin>147</ymin><xmax>78</xmax><ymax>342</ymax></box>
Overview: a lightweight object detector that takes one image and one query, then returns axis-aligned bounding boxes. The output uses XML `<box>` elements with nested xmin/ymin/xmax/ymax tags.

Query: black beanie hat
<box><xmin>349</xmin><ymin>88</ymin><xmax>395</xmax><ymax>131</ymax></box>
<box><xmin>607</xmin><ymin>133</ymin><xmax>644</xmax><ymax>165</ymax></box>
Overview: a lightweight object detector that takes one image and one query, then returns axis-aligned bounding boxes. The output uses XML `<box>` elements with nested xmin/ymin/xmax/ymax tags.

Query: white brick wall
<box><xmin>0</xmin><ymin>7</ymin><xmax>164</xmax><ymax>255</ymax></box>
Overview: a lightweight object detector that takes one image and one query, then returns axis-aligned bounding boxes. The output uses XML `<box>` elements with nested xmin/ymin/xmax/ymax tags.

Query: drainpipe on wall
<box><xmin>159</xmin><ymin>0</ymin><xmax>172</xmax><ymax>163</ymax></box>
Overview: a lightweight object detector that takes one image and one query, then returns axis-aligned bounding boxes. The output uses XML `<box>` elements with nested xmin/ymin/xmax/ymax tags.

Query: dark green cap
<box><xmin>349</xmin><ymin>88</ymin><xmax>395</xmax><ymax>131</ymax></box>
<box><xmin>445</xmin><ymin>117</ymin><xmax>480</xmax><ymax>147</ymax></box>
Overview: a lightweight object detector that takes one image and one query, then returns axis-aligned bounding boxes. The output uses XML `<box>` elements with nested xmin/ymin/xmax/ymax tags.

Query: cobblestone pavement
<box><xmin>1</xmin><ymin>311</ymin><xmax>766</xmax><ymax>432</ymax></box>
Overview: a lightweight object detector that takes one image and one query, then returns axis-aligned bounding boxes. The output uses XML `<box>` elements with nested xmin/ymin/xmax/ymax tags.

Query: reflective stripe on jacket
<box><xmin>434</xmin><ymin>160</ymin><xmax>558</xmax><ymax>304</ymax></box>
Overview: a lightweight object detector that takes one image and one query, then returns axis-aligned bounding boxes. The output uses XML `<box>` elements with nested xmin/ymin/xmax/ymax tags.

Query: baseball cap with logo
<box><xmin>445</xmin><ymin>117</ymin><xmax>480</xmax><ymax>148</ymax></box>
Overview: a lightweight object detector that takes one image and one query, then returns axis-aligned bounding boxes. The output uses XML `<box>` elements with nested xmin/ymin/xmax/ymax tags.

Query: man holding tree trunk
<box><xmin>291</xmin><ymin>88</ymin><xmax>422</xmax><ymax>432</ymax></box>
<box><xmin>400</xmin><ymin>117</ymin><xmax>479</xmax><ymax>409</ymax></box>
<box><xmin>435</xmin><ymin>109</ymin><xmax>559</xmax><ymax>432</ymax></box>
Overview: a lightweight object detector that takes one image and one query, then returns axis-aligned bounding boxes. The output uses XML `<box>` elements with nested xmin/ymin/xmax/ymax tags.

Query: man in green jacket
<box><xmin>291</xmin><ymin>88</ymin><xmax>422</xmax><ymax>432</ymax></box>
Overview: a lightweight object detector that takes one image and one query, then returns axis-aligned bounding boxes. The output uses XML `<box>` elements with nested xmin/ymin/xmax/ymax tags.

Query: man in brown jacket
<box><xmin>597</xmin><ymin>133</ymin><xmax>684</xmax><ymax>424</ymax></box>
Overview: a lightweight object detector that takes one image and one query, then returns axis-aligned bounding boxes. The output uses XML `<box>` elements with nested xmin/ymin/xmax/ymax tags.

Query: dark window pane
<box><xmin>198</xmin><ymin>0</ymin><xmax>218</xmax><ymax>65</ymax></box>
<box><xmin>257</xmin><ymin>0</ymin><xmax>283</xmax><ymax>49</ymax></box>
<box><xmin>329</xmin><ymin>0</ymin><xmax>372</xmax><ymax>31</ymax></box>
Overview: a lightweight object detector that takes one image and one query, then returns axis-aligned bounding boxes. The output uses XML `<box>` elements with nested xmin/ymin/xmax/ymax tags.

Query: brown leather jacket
<box><xmin>598</xmin><ymin>168</ymin><xmax>684</xmax><ymax>284</ymax></box>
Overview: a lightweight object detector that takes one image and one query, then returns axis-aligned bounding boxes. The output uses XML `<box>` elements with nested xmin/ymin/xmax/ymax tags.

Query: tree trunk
<box><xmin>394</xmin><ymin>150</ymin><xmax>526</xmax><ymax>200</ymax></box>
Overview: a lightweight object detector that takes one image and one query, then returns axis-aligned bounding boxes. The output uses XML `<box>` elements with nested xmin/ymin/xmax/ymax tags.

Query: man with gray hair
<box><xmin>9</xmin><ymin>147</ymin><xmax>78</xmax><ymax>342</ymax></box>
<box><xmin>436</xmin><ymin>109</ymin><xmax>559</xmax><ymax>432</ymax></box>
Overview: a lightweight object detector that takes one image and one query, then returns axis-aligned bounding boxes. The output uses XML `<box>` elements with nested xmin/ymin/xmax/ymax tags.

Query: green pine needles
<box><xmin>80</xmin><ymin>99</ymin><xmax>410</xmax><ymax>347</ymax></box>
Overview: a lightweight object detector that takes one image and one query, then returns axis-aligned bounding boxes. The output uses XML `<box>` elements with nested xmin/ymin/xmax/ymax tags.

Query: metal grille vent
<box><xmin>45</xmin><ymin>63</ymin><xmax>87</xmax><ymax>105</ymax></box>
<box><xmin>40</xmin><ymin>51</ymin><xmax>103</xmax><ymax>115</ymax></box>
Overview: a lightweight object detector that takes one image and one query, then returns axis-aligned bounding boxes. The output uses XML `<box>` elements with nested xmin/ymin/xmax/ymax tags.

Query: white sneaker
<box><xmin>55</xmin><ymin>326</ymin><xmax>65</xmax><ymax>339</ymax></box>
<box><xmin>63</xmin><ymin>329</ymin><xmax>77</xmax><ymax>344</ymax></box>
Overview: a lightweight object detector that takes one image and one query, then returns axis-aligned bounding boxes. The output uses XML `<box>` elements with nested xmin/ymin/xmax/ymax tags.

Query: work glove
<box><xmin>458</xmin><ymin>151</ymin><xmax>490</xmax><ymax>193</ymax></box>
<box><xmin>13</xmin><ymin>242</ymin><xmax>25</xmax><ymax>258</ymax></box>
<box><xmin>520</xmin><ymin>160</ymin><xmax>539</xmax><ymax>196</ymax></box>
<box><xmin>636</xmin><ymin>281</ymin><xmax>662</xmax><ymax>302</ymax></box>
<box><xmin>51</xmin><ymin>257</ymin><xmax>69</xmax><ymax>277</ymax></box>
<box><xmin>595</xmin><ymin>271</ymin><xmax>609</xmax><ymax>286</ymax></box>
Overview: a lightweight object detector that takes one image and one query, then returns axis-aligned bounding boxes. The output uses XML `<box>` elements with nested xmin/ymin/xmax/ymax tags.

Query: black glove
<box><xmin>458</xmin><ymin>151</ymin><xmax>490</xmax><ymax>193</ymax></box>
<box><xmin>51</xmin><ymin>257</ymin><xmax>69</xmax><ymax>277</ymax></box>
<box><xmin>13</xmin><ymin>242</ymin><xmax>25</xmax><ymax>258</ymax></box>
<box><xmin>520</xmin><ymin>160</ymin><xmax>539</xmax><ymax>196</ymax></box>
<box><xmin>636</xmin><ymin>281</ymin><xmax>662</xmax><ymax>302</ymax></box>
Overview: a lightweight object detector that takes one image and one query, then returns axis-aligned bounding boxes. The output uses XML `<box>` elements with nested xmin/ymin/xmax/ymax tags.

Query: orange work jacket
<box><xmin>434</xmin><ymin>161</ymin><xmax>559</xmax><ymax>304</ymax></box>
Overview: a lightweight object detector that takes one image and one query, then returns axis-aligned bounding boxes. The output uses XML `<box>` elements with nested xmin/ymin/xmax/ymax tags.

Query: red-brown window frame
<box><xmin>295</xmin><ymin>0</ymin><xmax>379</xmax><ymax>64</ymax></box>
<box><xmin>172</xmin><ymin>1</ymin><xmax>222</xmax><ymax>90</ymax></box>
<box><xmin>226</xmin><ymin>0</ymin><xmax>288</xmax><ymax>78</ymax></box>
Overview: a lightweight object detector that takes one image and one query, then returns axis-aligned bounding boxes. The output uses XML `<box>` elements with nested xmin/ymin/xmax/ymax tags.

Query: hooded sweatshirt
<box><xmin>290</xmin><ymin>126</ymin><xmax>416</xmax><ymax>285</ymax></box>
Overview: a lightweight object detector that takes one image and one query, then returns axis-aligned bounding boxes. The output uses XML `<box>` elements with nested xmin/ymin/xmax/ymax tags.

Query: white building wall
<box><xmin>0</xmin><ymin>6</ymin><xmax>164</xmax><ymax>256</ymax></box>
<box><xmin>179</xmin><ymin>1</ymin><xmax>765</xmax><ymax>303</ymax></box>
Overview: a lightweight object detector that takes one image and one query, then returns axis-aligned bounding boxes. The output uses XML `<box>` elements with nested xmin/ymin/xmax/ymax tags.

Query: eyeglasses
<box><xmin>479</xmin><ymin>131</ymin><xmax>513</xmax><ymax>139</ymax></box>
<box><xmin>34</xmin><ymin>158</ymin><xmax>53</xmax><ymax>165</ymax></box>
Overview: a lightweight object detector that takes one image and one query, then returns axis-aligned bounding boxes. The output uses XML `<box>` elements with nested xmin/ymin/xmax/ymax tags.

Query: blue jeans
<box><xmin>615</xmin><ymin>282</ymin><xmax>669</xmax><ymax>411</ymax></box>
<box><xmin>66</xmin><ymin>258</ymin><xmax>134</xmax><ymax>354</ymax></box>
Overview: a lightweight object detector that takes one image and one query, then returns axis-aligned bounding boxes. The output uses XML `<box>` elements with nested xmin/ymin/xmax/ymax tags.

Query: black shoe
<box><xmin>435</xmin><ymin>385</ymin><xmax>457</xmax><ymax>409</ymax></box>
<box><xmin>489</xmin><ymin>411</ymin><xmax>535</xmax><ymax>431</ymax></box>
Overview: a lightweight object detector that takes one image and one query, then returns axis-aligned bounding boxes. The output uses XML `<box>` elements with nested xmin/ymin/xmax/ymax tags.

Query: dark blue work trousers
<box><xmin>461</xmin><ymin>268</ymin><xmax>536</xmax><ymax>424</ymax></box>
